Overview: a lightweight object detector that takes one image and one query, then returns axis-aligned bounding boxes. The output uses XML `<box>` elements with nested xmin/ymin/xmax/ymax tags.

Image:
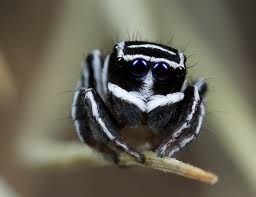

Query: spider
<box><xmin>72</xmin><ymin>41</ymin><xmax>207</xmax><ymax>163</ymax></box>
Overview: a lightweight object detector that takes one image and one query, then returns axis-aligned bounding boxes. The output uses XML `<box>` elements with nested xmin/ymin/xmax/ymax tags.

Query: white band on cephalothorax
<box><xmin>127</xmin><ymin>44</ymin><xmax>176</xmax><ymax>55</ymax></box>
<box><xmin>146</xmin><ymin>92</ymin><xmax>184</xmax><ymax>112</ymax></box>
<box><xmin>108</xmin><ymin>82</ymin><xmax>147</xmax><ymax>112</ymax></box>
<box><xmin>115</xmin><ymin>42</ymin><xmax>185</xmax><ymax>69</ymax></box>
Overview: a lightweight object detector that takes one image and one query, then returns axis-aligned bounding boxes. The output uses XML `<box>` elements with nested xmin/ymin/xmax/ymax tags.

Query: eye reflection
<box><xmin>131</xmin><ymin>58</ymin><xmax>149</xmax><ymax>78</ymax></box>
<box><xmin>152</xmin><ymin>62</ymin><xmax>170</xmax><ymax>81</ymax></box>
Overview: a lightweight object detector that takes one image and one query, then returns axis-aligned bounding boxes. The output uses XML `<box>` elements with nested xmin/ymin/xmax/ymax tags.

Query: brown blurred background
<box><xmin>0</xmin><ymin>0</ymin><xmax>255</xmax><ymax>196</ymax></box>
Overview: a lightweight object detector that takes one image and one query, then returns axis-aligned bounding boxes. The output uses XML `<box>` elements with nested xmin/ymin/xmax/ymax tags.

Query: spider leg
<box><xmin>156</xmin><ymin>79</ymin><xmax>207</xmax><ymax>157</ymax></box>
<box><xmin>82</xmin><ymin>88</ymin><xmax>144</xmax><ymax>163</ymax></box>
<box><xmin>72</xmin><ymin>50</ymin><xmax>115</xmax><ymax>161</ymax></box>
<box><xmin>72</xmin><ymin>49</ymin><xmax>104</xmax><ymax>143</ymax></box>
<box><xmin>72</xmin><ymin>50</ymin><xmax>144</xmax><ymax>163</ymax></box>
<box><xmin>72</xmin><ymin>89</ymin><xmax>91</xmax><ymax>143</ymax></box>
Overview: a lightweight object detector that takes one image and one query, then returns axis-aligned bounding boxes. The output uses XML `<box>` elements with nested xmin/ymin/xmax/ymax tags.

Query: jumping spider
<box><xmin>72</xmin><ymin>41</ymin><xmax>207</xmax><ymax>163</ymax></box>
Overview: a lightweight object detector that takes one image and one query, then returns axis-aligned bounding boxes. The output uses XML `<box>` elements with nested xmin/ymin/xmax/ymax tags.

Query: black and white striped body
<box><xmin>72</xmin><ymin>41</ymin><xmax>207</xmax><ymax>163</ymax></box>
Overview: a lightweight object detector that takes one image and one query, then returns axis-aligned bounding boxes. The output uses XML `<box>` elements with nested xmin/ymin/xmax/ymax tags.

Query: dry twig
<box><xmin>20</xmin><ymin>137</ymin><xmax>218</xmax><ymax>185</ymax></box>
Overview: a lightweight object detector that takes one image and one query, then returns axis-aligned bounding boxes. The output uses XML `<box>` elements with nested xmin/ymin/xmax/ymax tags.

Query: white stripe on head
<box><xmin>119</xmin><ymin>54</ymin><xmax>185</xmax><ymax>69</ymax></box>
<box><xmin>116</xmin><ymin>41</ymin><xmax>185</xmax><ymax>69</ymax></box>
<box><xmin>127</xmin><ymin>44</ymin><xmax>176</xmax><ymax>55</ymax></box>
<box><xmin>108</xmin><ymin>82</ymin><xmax>147</xmax><ymax>112</ymax></box>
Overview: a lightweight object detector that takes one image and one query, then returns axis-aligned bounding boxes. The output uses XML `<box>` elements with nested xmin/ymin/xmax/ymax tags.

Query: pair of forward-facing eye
<box><xmin>131</xmin><ymin>58</ymin><xmax>170</xmax><ymax>81</ymax></box>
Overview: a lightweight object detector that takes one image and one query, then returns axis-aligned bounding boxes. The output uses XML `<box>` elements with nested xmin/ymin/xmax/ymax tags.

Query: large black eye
<box><xmin>131</xmin><ymin>58</ymin><xmax>149</xmax><ymax>77</ymax></box>
<box><xmin>152</xmin><ymin>62</ymin><xmax>170</xmax><ymax>81</ymax></box>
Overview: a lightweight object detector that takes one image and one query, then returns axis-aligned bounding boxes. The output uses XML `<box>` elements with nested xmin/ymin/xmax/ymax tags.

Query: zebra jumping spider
<box><xmin>72</xmin><ymin>41</ymin><xmax>207</xmax><ymax>163</ymax></box>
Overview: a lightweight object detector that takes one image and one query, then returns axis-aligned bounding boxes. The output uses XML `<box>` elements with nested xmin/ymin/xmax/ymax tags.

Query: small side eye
<box><xmin>152</xmin><ymin>62</ymin><xmax>170</xmax><ymax>81</ymax></box>
<box><xmin>131</xmin><ymin>58</ymin><xmax>149</xmax><ymax>77</ymax></box>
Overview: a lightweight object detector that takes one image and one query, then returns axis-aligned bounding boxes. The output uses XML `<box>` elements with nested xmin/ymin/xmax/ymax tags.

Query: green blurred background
<box><xmin>0</xmin><ymin>0</ymin><xmax>255</xmax><ymax>196</ymax></box>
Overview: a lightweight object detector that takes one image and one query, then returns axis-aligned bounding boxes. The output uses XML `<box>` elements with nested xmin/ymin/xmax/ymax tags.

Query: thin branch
<box><xmin>19</xmin><ymin>138</ymin><xmax>218</xmax><ymax>185</ymax></box>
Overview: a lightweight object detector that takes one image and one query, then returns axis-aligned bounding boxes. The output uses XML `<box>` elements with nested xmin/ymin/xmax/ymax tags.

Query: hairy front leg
<box><xmin>156</xmin><ymin>79</ymin><xmax>207</xmax><ymax>157</ymax></box>
<box><xmin>83</xmin><ymin>88</ymin><xmax>145</xmax><ymax>163</ymax></box>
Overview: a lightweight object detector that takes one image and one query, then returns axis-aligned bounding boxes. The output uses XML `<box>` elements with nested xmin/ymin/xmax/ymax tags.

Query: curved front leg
<box><xmin>83</xmin><ymin>88</ymin><xmax>145</xmax><ymax>163</ymax></box>
<box><xmin>156</xmin><ymin>79</ymin><xmax>207</xmax><ymax>157</ymax></box>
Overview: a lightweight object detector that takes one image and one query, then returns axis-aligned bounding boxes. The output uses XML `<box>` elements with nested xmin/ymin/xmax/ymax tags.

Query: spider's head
<box><xmin>108</xmin><ymin>41</ymin><xmax>187</xmax><ymax>94</ymax></box>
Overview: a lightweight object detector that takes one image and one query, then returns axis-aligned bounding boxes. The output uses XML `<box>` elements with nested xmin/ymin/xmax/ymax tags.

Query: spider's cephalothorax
<box><xmin>72</xmin><ymin>41</ymin><xmax>207</xmax><ymax>163</ymax></box>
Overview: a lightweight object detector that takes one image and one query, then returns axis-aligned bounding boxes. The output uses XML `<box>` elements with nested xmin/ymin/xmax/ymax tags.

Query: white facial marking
<box><xmin>108</xmin><ymin>82</ymin><xmax>184</xmax><ymax>113</ymax></box>
<box><xmin>108</xmin><ymin>82</ymin><xmax>147</xmax><ymax>112</ymax></box>
<box><xmin>120</xmin><ymin>54</ymin><xmax>184</xmax><ymax>69</ymax></box>
<box><xmin>147</xmin><ymin>92</ymin><xmax>184</xmax><ymax>112</ymax></box>
<box><xmin>127</xmin><ymin>44</ymin><xmax>176</xmax><ymax>55</ymax></box>
<box><xmin>115</xmin><ymin>41</ymin><xmax>185</xmax><ymax>69</ymax></box>
<box><xmin>139</xmin><ymin>71</ymin><xmax>154</xmax><ymax>98</ymax></box>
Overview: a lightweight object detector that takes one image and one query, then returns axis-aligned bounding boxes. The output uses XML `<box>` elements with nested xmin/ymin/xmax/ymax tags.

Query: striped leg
<box><xmin>83</xmin><ymin>88</ymin><xmax>144</xmax><ymax>163</ymax></box>
<box><xmin>156</xmin><ymin>79</ymin><xmax>207</xmax><ymax>157</ymax></box>
<box><xmin>72</xmin><ymin>50</ymin><xmax>144</xmax><ymax>163</ymax></box>
<box><xmin>72</xmin><ymin>49</ymin><xmax>104</xmax><ymax>143</ymax></box>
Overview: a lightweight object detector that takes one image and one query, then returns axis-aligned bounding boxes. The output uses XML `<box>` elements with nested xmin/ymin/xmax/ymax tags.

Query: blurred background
<box><xmin>0</xmin><ymin>0</ymin><xmax>255</xmax><ymax>196</ymax></box>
